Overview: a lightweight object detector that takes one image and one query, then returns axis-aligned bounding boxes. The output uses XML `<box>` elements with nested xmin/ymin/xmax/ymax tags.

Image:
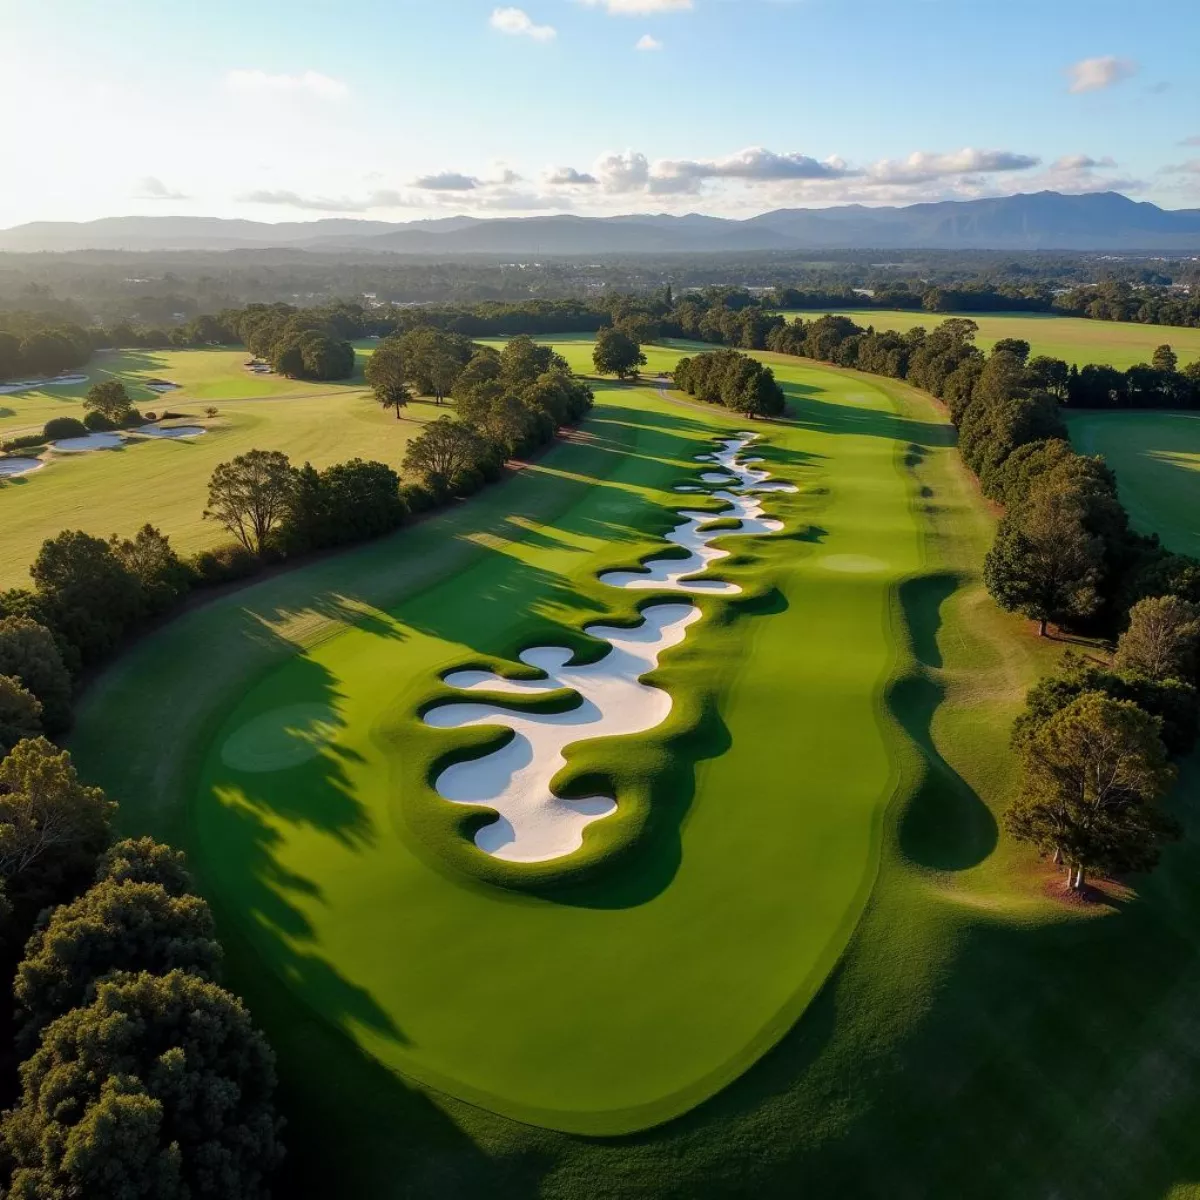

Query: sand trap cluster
<box><xmin>423</xmin><ymin>433</ymin><xmax>795</xmax><ymax>862</ymax></box>
<box><xmin>0</xmin><ymin>373</ymin><xmax>88</xmax><ymax>396</ymax></box>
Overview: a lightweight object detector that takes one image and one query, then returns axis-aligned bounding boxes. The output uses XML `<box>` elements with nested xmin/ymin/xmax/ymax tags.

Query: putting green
<box><xmin>70</xmin><ymin>348</ymin><xmax>942</xmax><ymax>1135</ymax></box>
<box><xmin>1067</xmin><ymin>410</ymin><xmax>1200</xmax><ymax>558</ymax></box>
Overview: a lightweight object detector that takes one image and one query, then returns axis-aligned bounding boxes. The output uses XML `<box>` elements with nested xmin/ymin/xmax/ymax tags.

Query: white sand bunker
<box><xmin>0</xmin><ymin>373</ymin><xmax>88</xmax><ymax>396</ymax></box>
<box><xmin>820</xmin><ymin>554</ymin><xmax>888</xmax><ymax>574</ymax></box>
<box><xmin>424</xmin><ymin>605</ymin><xmax>701</xmax><ymax>863</ymax></box>
<box><xmin>137</xmin><ymin>424</ymin><xmax>206</xmax><ymax>439</ymax></box>
<box><xmin>0</xmin><ymin>457</ymin><xmax>43</xmax><ymax>477</ymax></box>
<box><xmin>598</xmin><ymin>434</ymin><xmax>797</xmax><ymax>597</ymax></box>
<box><xmin>145</xmin><ymin>380</ymin><xmax>181</xmax><ymax>393</ymax></box>
<box><xmin>52</xmin><ymin>432</ymin><xmax>124</xmax><ymax>453</ymax></box>
<box><xmin>221</xmin><ymin>703</ymin><xmax>340</xmax><ymax>773</ymax></box>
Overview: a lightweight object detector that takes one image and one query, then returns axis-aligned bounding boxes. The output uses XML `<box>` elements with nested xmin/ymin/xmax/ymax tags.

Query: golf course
<box><xmin>0</xmin><ymin>343</ymin><xmax>445</xmax><ymax>586</ymax></box>
<box><xmin>1068</xmin><ymin>410</ymin><xmax>1200</xmax><ymax>558</ymax></box>
<box><xmin>776</xmin><ymin>309</ymin><xmax>1200</xmax><ymax>369</ymax></box>
<box><xmin>56</xmin><ymin>331</ymin><xmax>1200</xmax><ymax>1197</ymax></box>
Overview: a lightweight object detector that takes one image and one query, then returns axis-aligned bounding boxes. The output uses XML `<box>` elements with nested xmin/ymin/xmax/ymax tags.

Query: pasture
<box><xmin>63</xmin><ymin>339</ymin><xmax>1200</xmax><ymax>1196</ymax></box>
<box><xmin>1068</xmin><ymin>410</ymin><xmax>1200</xmax><ymax>557</ymax></box>
<box><xmin>775</xmin><ymin>309</ymin><xmax>1200</xmax><ymax>370</ymax></box>
<box><xmin>0</xmin><ymin>344</ymin><xmax>433</xmax><ymax>588</ymax></box>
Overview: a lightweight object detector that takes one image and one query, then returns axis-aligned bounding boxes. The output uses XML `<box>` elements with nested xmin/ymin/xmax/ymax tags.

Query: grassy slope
<box><xmin>1068</xmin><ymin>410</ymin><xmax>1200</xmax><ymax>558</ymax></box>
<box><xmin>0</xmin><ymin>344</ymin><xmax>434</xmax><ymax>587</ymax></box>
<box><xmin>774</xmin><ymin>309</ymin><xmax>1200</xmax><ymax>370</ymax></box>
<box><xmin>66</xmin><ymin>339</ymin><xmax>1200</xmax><ymax>1197</ymax></box>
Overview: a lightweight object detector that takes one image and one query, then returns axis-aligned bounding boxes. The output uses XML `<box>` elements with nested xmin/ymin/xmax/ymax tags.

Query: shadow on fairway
<box><xmin>891</xmin><ymin>572</ymin><xmax>998</xmax><ymax>872</ymax></box>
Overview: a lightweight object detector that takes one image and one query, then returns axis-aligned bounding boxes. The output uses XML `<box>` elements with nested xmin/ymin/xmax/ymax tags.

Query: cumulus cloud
<box><xmin>636</xmin><ymin>34</ymin><xmax>663</xmax><ymax>50</ymax></box>
<box><xmin>224</xmin><ymin>68</ymin><xmax>348</xmax><ymax>99</ymax></box>
<box><xmin>490</xmin><ymin>7</ymin><xmax>557</xmax><ymax>40</ymax></box>
<box><xmin>867</xmin><ymin>148</ymin><xmax>1041</xmax><ymax>185</ymax></box>
<box><xmin>651</xmin><ymin>147</ymin><xmax>854</xmax><ymax>194</ymax></box>
<box><xmin>578</xmin><ymin>0</ymin><xmax>692</xmax><ymax>12</ymax></box>
<box><xmin>544</xmin><ymin>166</ymin><xmax>599</xmax><ymax>185</ymax></box>
<box><xmin>135</xmin><ymin>175</ymin><xmax>188</xmax><ymax>200</ymax></box>
<box><xmin>414</xmin><ymin>172</ymin><xmax>481</xmax><ymax>192</ymax></box>
<box><xmin>1066</xmin><ymin>56</ymin><xmax>1138</xmax><ymax>94</ymax></box>
<box><xmin>1180</xmin><ymin>135</ymin><xmax>1200</xmax><ymax>147</ymax></box>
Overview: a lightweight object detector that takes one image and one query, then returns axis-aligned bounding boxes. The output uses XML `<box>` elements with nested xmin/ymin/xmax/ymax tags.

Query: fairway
<box><xmin>1068</xmin><ymin>410</ymin><xmax>1200</xmax><ymax>557</ymax></box>
<box><xmin>69</xmin><ymin>348</ymin><xmax>934</xmax><ymax>1134</ymax></box>
<box><xmin>0</xmin><ymin>343</ymin><xmax>433</xmax><ymax>587</ymax></box>
<box><xmin>775</xmin><ymin>309</ymin><xmax>1200</xmax><ymax>370</ymax></box>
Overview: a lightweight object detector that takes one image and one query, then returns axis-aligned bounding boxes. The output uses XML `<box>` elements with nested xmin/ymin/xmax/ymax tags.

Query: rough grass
<box><xmin>65</xmin><ymin>339</ymin><xmax>1200</xmax><ymax>1197</ymax></box>
<box><xmin>1067</xmin><ymin>410</ymin><xmax>1200</xmax><ymax>558</ymax></box>
<box><xmin>773</xmin><ymin>309</ymin><xmax>1200</xmax><ymax>370</ymax></box>
<box><xmin>0</xmin><ymin>344</ymin><xmax>432</xmax><ymax>587</ymax></box>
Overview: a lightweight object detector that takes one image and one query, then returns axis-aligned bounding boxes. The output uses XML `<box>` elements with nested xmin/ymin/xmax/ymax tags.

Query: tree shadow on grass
<box><xmin>892</xmin><ymin>572</ymin><xmax>998</xmax><ymax>872</ymax></box>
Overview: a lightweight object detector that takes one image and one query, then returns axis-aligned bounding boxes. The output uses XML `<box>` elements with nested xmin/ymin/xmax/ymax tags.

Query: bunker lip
<box><xmin>424</xmin><ymin>433</ymin><xmax>798</xmax><ymax>863</ymax></box>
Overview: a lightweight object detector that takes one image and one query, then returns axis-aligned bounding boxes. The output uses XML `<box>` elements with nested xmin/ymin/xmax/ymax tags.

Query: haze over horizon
<box><xmin>3</xmin><ymin>0</ymin><xmax>1198</xmax><ymax>230</ymax></box>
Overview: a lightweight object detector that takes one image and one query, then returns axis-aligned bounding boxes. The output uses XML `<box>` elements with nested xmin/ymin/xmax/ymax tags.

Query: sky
<box><xmin>2</xmin><ymin>0</ymin><xmax>1199</xmax><ymax>228</ymax></box>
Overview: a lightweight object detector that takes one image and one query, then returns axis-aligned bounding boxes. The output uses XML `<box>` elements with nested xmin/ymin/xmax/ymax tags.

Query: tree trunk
<box><xmin>394</xmin><ymin>404</ymin><xmax>401</xmax><ymax>419</ymax></box>
<box><xmin>1070</xmin><ymin>865</ymin><xmax>1085</xmax><ymax>891</ymax></box>
<box><xmin>1038</xmin><ymin>617</ymin><xmax>1048</xmax><ymax>637</ymax></box>
<box><xmin>1052</xmin><ymin>847</ymin><xmax>1062</xmax><ymax>866</ymax></box>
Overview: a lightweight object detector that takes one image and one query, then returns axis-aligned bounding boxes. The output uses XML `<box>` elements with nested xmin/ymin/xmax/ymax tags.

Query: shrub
<box><xmin>398</xmin><ymin>481</ymin><xmax>439</xmax><ymax>515</ymax></box>
<box><xmin>188</xmin><ymin>541</ymin><xmax>262</xmax><ymax>586</ymax></box>
<box><xmin>2</xmin><ymin>434</ymin><xmax>46</xmax><ymax>453</ymax></box>
<box><xmin>42</xmin><ymin>417</ymin><xmax>87</xmax><ymax>441</ymax></box>
<box><xmin>82</xmin><ymin>410</ymin><xmax>115</xmax><ymax>432</ymax></box>
<box><xmin>144</xmin><ymin>411</ymin><xmax>157</xmax><ymax>421</ymax></box>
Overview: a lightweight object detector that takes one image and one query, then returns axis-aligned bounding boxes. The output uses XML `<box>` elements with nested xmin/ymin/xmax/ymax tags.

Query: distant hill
<box><xmin>4</xmin><ymin>192</ymin><xmax>1200</xmax><ymax>254</ymax></box>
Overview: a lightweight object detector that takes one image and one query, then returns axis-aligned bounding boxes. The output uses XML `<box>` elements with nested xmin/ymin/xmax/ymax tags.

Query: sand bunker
<box><xmin>52</xmin><ymin>432</ymin><xmax>124</xmax><ymax>453</ymax></box>
<box><xmin>0</xmin><ymin>457</ymin><xmax>43</xmax><ymax>477</ymax></box>
<box><xmin>137</xmin><ymin>424</ymin><xmax>206</xmax><ymax>439</ymax></box>
<box><xmin>0</xmin><ymin>373</ymin><xmax>88</xmax><ymax>396</ymax></box>
<box><xmin>145</xmin><ymin>380</ymin><xmax>181</xmax><ymax>393</ymax></box>
<box><xmin>423</xmin><ymin>432</ymin><xmax>796</xmax><ymax>863</ymax></box>
<box><xmin>424</xmin><ymin>604</ymin><xmax>701</xmax><ymax>862</ymax></box>
<box><xmin>598</xmin><ymin>434</ymin><xmax>797</xmax><ymax>596</ymax></box>
<box><xmin>222</xmin><ymin>703</ymin><xmax>340</xmax><ymax>772</ymax></box>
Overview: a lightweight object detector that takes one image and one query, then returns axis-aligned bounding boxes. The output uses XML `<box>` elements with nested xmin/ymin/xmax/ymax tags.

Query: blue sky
<box><xmin>2</xmin><ymin>0</ymin><xmax>1198</xmax><ymax>227</ymax></box>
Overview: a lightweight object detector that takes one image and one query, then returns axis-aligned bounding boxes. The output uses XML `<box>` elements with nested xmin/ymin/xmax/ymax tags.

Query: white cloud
<box><xmin>1180</xmin><ymin>135</ymin><xmax>1200</xmax><ymax>147</ymax></box>
<box><xmin>413</xmin><ymin>172</ymin><xmax>481</xmax><ymax>192</ymax></box>
<box><xmin>224</xmin><ymin>68</ymin><xmax>349</xmax><ymax>100</ymax></box>
<box><xmin>1066</xmin><ymin>56</ymin><xmax>1137</xmax><ymax>94</ymax></box>
<box><xmin>635</xmin><ymin>34</ymin><xmax>663</xmax><ymax>50</ymax></box>
<box><xmin>134</xmin><ymin>175</ymin><xmax>188</xmax><ymax>200</ymax></box>
<box><xmin>544</xmin><ymin>166</ymin><xmax>599</xmax><ymax>185</ymax></box>
<box><xmin>1161</xmin><ymin>159</ymin><xmax>1200</xmax><ymax>176</ymax></box>
<box><xmin>578</xmin><ymin>0</ymin><xmax>692</xmax><ymax>12</ymax></box>
<box><xmin>490</xmin><ymin>7</ymin><xmax>557</xmax><ymax>40</ymax></box>
<box><xmin>867</xmin><ymin>148</ymin><xmax>1041</xmax><ymax>185</ymax></box>
<box><xmin>594</xmin><ymin>150</ymin><xmax>652</xmax><ymax>192</ymax></box>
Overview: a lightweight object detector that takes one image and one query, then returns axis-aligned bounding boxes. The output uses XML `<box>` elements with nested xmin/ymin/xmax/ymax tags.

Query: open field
<box><xmin>0</xmin><ymin>343</ymin><xmax>433</xmax><ymax>588</ymax></box>
<box><xmin>65</xmin><ymin>339</ymin><xmax>1200</xmax><ymax>1196</ymax></box>
<box><xmin>1068</xmin><ymin>410</ymin><xmax>1200</xmax><ymax>557</ymax></box>
<box><xmin>775</xmin><ymin>309</ymin><xmax>1200</xmax><ymax>370</ymax></box>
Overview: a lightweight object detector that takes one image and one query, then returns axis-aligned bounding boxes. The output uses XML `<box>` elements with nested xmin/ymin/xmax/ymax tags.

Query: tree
<box><xmin>402</xmin><ymin>417</ymin><xmax>488</xmax><ymax>490</ymax></box>
<box><xmin>14</xmin><ymin>878</ymin><xmax>222</xmax><ymax>1052</ymax></box>
<box><xmin>0</xmin><ymin>738</ymin><xmax>114</xmax><ymax>919</ymax></box>
<box><xmin>983</xmin><ymin>479</ymin><xmax>1104</xmax><ymax>636</ymax></box>
<box><xmin>365</xmin><ymin>338</ymin><xmax>412</xmax><ymax>417</ymax></box>
<box><xmin>83</xmin><ymin>378</ymin><xmax>135</xmax><ymax>425</ymax></box>
<box><xmin>31</xmin><ymin>531</ymin><xmax>144</xmax><ymax>665</ymax></box>
<box><xmin>0</xmin><ymin>616</ymin><xmax>73</xmax><ymax>733</ymax></box>
<box><xmin>1114</xmin><ymin>594</ymin><xmax>1200</xmax><ymax>681</ymax></box>
<box><xmin>3</xmin><ymin>970</ymin><xmax>284</xmax><ymax>1200</ymax></box>
<box><xmin>1151</xmin><ymin>344</ymin><xmax>1178</xmax><ymax>374</ymax></box>
<box><xmin>593</xmin><ymin>327</ymin><xmax>646</xmax><ymax>380</ymax></box>
<box><xmin>1005</xmin><ymin>694</ymin><xmax>1178</xmax><ymax>890</ymax></box>
<box><xmin>319</xmin><ymin>459</ymin><xmax>404</xmax><ymax>544</ymax></box>
<box><xmin>0</xmin><ymin>675</ymin><xmax>42</xmax><ymax>754</ymax></box>
<box><xmin>204</xmin><ymin>450</ymin><xmax>295</xmax><ymax>555</ymax></box>
<box><xmin>111</xmin><ymin>524</ymin><xmax>191</xmax><ymax>616</ymax></box>
<box><xmin>98</xmin><ymin>836</ymin><xmax>194</xmax><ymax>896</ymax></box>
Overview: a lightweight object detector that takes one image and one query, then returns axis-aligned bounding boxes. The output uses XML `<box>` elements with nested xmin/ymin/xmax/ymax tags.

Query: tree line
<box><xmin>672</xmin><ymin>349</ymin><xmax>786</xmax><ymax>418</ymax></box>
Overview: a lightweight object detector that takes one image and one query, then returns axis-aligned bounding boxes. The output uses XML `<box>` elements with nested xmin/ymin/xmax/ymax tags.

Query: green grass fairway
<box><xmin>66</xmin><ymin>341</ymin><xmax>1200</xmax><ymax>1197</ymax></box>
<box><xmin>0</xmin><ymin>345</ymin><xmax>429</xmax><ymax>587</ymax></box>
<box><xmin>775</xmin><ymin>309</ymin><xmax>1200</xmax><ymax>370</ymax></box>
<box><xmin>1068</xmin><ymin>410</ymin><xmax>1200</xmax><ymax>557</ymax></box>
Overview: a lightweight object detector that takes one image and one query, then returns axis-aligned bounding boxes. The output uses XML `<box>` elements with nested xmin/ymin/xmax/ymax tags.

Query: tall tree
<box><xmin>83</xmin><ymin>379</ymin><xmax>135</xmax><ymax>425</ymax></box>
<box><xmin>3</xmin><ymin>970</ymin><xmax>283</xmax><ymax>1200</ymax></box>
<box><xmin>0</xmin><ymin>617</ymin><xmax>73</xmax><ymax>733</ymax></box>
<box><xmin>204</xmin><ymin>451</ymin><xmax>295</xmax><ymax>556</ymax></box>
<box><xmin>1114</xmin><ymin>595</ymin><xmax>1200</xmax><ymax>681</ymax></box>
<box><xmin>364</xmin><ymin>339</ymin><xmax>412</xmax><ymax>418</ymax></box>
<box><xmin>0</xmin><ymin>676</ymin><xmax>42</xmax><ymax>755</ymax></box>
<box><xmin>592</xmin><ymin>327</ymin><xmax>646</xmax><ymax>380</ymax></box>
<box><xmin>1005</xmin><ymin>694</ymin><xmax>1178</xmax><ymax>891</ymax></box>
<box><xmin>402</xmin><ymin>417</ymin><xmax>488</xmax><ymax>490</ymax></box>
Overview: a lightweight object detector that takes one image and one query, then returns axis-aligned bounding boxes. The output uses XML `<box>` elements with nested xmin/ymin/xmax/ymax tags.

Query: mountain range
<box><xmin>3</xmin><ymin>192</ymin><xmax>1200</xmax><ymax>255</ymax></box>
